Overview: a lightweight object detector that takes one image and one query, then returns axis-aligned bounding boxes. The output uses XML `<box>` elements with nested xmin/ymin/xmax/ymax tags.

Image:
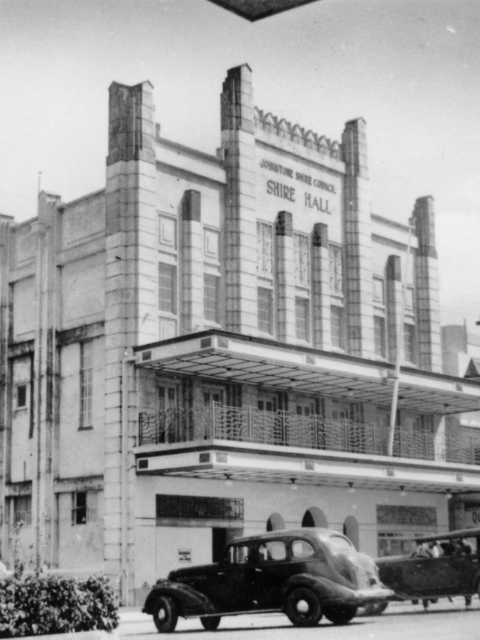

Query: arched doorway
<box><xmin>301</xmin><ymin>507</ymin><xmax>328</xmax><ymax>528</ymax></box>
<box><xmin>343</xmin><ymin>515</ymin><xmax>360</xmax><ymax>550</ymax></box>
<box><xmin>266</xmin><ymin>512</ymin><xmax>285</xmax><ymax>531</ymax></box>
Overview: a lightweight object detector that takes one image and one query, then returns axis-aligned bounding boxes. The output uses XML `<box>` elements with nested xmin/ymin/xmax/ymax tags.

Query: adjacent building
<box><xmin>1</xmin><ymin>64</ymin><xmax>480</xmax><ymax>605</ymax></box>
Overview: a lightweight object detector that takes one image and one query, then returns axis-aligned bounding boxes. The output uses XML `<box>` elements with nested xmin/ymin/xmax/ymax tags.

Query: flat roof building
<box><xmin>1</xmin><ymin>65</ymin><xmax>479</xmax><ymax>605</ymax></box>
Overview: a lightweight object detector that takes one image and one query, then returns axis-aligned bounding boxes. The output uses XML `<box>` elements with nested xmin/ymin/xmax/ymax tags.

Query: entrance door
<box><xmin>157</xmin><ymin>383</ymin><xmax>178</xmax><ymax>442</ymax></box>
<box><xmin>203</xmin><ymin>388</ymin><xmax>224</xmax><ymax>439</ymax></box>
<box><xmin>256</xmin><ymin>394</ymin><xmax>277</xmax><ymax>443</ymax></box>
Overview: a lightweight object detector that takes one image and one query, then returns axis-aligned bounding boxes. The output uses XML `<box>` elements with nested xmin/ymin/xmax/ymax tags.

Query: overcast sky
<box><xmin>1</xmin><ymin>0</ymin><xmax>479</xmax><ymax>331</ymax></box>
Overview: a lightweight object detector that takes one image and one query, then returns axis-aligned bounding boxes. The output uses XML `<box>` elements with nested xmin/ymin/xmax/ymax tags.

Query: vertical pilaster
<box><xmin>32</xmin><ymin>192</ymin><xmax>60</xmax><ymax>570</ymax></box>
<box><xmin>182</xmin><ymin>190</ymin><xmax>204</xmax><ymax>332</ymax></box>
<box><xmin>105</xmin><ymin>81</ymin><xmax>156</xmax><ymax>603</ymax></box>
<box><xmin>342</xmin><ymin>118</ymin><xmax>374</xmax><ymax>357</ymax></box>
<box><xmin>386</xmin><ymin>254</ymin><xmax>402</xmax><ymax>362</ymax></box>
<box><xmin>0</xmin><ymin>220</ymin><xmax>11</xmax><ymax>558</ymax></box>
<box><xmin>221</xmin><ymin>64</ymin><xmax>257</xmax><ymax>336</ymax></box>
<box><xmin>275</xmin><ymin>211</ymin><xmax>295</xmax><ymax>343</ymax></box>
<box><xmin>413</xmin><ymin>196</ymin><xmax>441</xmax><ymax>372</ymax></box>
<box><xmin>312</xmin><ymin>223</ymin><xmax>331</xmax><ymax>349</ymax></box>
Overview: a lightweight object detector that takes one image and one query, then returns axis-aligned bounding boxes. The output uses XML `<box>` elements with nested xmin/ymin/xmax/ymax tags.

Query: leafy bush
<box><xmin>0</xmin><ymin>575</ymin><xmax>119</xmax><ymax>637</ymax></box>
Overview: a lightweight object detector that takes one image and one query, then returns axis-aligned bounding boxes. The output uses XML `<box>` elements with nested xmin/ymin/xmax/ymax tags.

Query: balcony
<box><xmin>138</xmin><ymin>404</ymin><xmax>480</xmax><ymax>467</ymax></box>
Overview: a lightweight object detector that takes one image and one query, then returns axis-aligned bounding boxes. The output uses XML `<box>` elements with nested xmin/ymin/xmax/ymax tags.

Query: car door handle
<box><xmin>254</xmin><ymin>568</ymin><xmax>263</xmax><ymax>573</ymax></box>
<box><xmin>217</xmin><ymin>571</ymin><xmax>225</xmax><ymax>576</ymax></box>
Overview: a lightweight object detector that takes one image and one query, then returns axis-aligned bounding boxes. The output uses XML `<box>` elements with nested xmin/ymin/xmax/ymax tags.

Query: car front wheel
<box><xmin>153</xmin><ymin>595</ymin><xmax>178</xmax><ymax>633</ymax></box>
<box><xmin>323</xmin><ymin>604</ymin><xmax>357</xmax><ymax>625</ymax></box>
<box><xmin>200</xmin><ymin>616</ymin><xmax>221</xmax><ymax>631</ymax></box>
<box><xmin>285</xmin><ymin>587</ymin><xmax>323</xmax><ymax>627</ymax></box>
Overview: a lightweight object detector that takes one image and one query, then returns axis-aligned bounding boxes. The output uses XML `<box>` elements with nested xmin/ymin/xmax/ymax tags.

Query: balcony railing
<box><xmin>138</xmin><ymin>404</ymin><xmax>480</xmax><ymax>466</ymax></box>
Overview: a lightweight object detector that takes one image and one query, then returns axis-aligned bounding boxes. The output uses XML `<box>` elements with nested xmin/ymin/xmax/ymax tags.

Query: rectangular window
<box><xmin>258</xmin><ymin>287</ymin><xmax>273</xmax><ymax>334</ymax></box>
<box><xmin>204</xmin><ymin>275</ymin><xmax>219</xmax><ymax>323</ymax></box>
<box><xmin>158</xmin><ymin>214</ymin><xmax>177</xmax><ymax>249</ymax></box>
<box><xmin>156</xmin><ymin>494</ymin><xmax>244</xmax><ymax>521</ymax></box>
<box><xmin>72</xmin><ymin>491</ymin><xmax>98</xmax><ymax>525</ymax></box>
<box><xmin>329</xmin><ymin>244</ymin><xmax>343</xmax><ymax>295</ymax></box>
<box><xmin>13</xmin><ymin>495</ymin><xmax>32</xmax><ymax>526</ymax></box>
<box><xmin>373</xmin><ymin>277</ymin><xmax>385</xmax><ymax>305</ymax></box>
<box><xmin>405</xmin><ymin>287</ymin><xmax>414</xmax><ymax>311</ymax></box>
<box><xmin>257</xmin><ymin>223</ymin><xmax>273</xmax><ymax>278</ymax></box>
<box><xmin>80</xmin><ymin>341</ymin><xmax>93</xmax><ymax>429</ymax></box>
<box><xmin>331</xmin><ymin>305</ymin><xmax>344</xmax><ymax>349</ymax></box>
<box><xmin>404</xmin><ymin>323</ymin><xmax>415</xmax><ymax>363</ymax></box>
<box><xmin>374</xmin><ymin>316</ymin><xmax>386</xmax><ymax>358</ymax></box>
<box><xmin>295</xmin><ymin>297</ymin><xmax>310</xmax><ymax>341</ymax></box>
<box><xmin>158</xmin><ymin>263</ymin><xmax>176</xmax><ymax>313</ymax></box>
<box><xmin>294</xmin><ymin>233</ymin><xmax>310</xmax><ymax>286</ymax></box>
<box><xmin>16</xmin><ymin>384</ymin><xmax>27</xmax><ymax>409</ymax></box>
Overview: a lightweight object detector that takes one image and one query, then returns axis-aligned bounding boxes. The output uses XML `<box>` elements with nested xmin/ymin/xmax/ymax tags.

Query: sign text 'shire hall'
<box><xmin>260</xmin><ymin>159</ymin><xmax>336</xmax><ymax>214</ymax></box>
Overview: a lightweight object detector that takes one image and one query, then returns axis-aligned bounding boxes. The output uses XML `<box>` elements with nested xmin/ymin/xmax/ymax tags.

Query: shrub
<box><xmin>0</xmin><ymin>575</ymin><xmax>119</xmax><ymax>637</ymax></box>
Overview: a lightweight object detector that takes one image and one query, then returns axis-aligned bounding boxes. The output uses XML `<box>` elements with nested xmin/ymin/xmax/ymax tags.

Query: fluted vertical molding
<box><xmin>221</xmin><ymin>64</ymin><xmax>257</xmax><ymax>336</ymax></box>
<box><xmin>182</xmin><ymin>190</ymin><xmax>204</xmax><ymax>332</ymax></box>
<box><xmin>342</xmin><ymin>118</ymin><xmax>374</xmax><ymax>357</ymax></box>
<box><xmin>275</xmin><ymin>211</ymin><xmax>295</xmax><ymax>343</ymax></box>
<box><xmin>312</xmin><ymin>223</ymin><xmax>331</xmax><ymax>349</ymax></box>
<box><xmin>413</xmin><ymin>196</ymin><xmax>441</xmax><ymax>372</ymax></box>
<box><xmin>386</xmin><ymin>254</ymin><xmax>403</xmax><ymax>363</ymax></box>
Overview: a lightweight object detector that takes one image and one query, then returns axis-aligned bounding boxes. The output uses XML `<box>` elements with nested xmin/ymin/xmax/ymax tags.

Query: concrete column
<box><xmin>31</xmin><ymin>192</ymin><xmax>60</xmax><ymax>570</ymax></box>
<box><xmin>275</xmin><ymin>211</ymin><xmax>295</xmax><ymax>343</ymax></box>
<box><xmin>342</xmin><ymin>118</ymin><xmax>374</xmax><ymax>357</ymax></box>
<box><xmin>182</xmin><ymin>191</ymin><xmax>204</xmax><ymax>333</ymax></box>
<box><xmin>0</xmin><ymin>220</ymin><xmax>11</xmax><ymax>558</ymax></box>
<box><xmin>221</xmin><ymin>64</ymin><xmax>257</xmax><ymax>336</ymax></box>
<box><xmin>412</xmin><ymin>196</ymin><xmax>441</xmax><ymax>372</ymax></box>
<box><xmin>386</xmin><ymin>254</ymin><xmax>402</xmax><ymax>363</ymax></box>
<box><xmin>312</xmin><ymin>223</ymin><xmax>331</xmax><ymax>350</ymax></box>
<box><xmin>105</xmin><ymin>81</ymin><xmax>157</xmax><ymax>603</ymax></box>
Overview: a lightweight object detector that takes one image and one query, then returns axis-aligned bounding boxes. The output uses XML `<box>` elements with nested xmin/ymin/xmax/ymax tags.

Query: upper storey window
<box><xmin>294</xmin><ymin>233</ymin><xmax>310</xmax><ymax>286</ymax></box>
<box><xmin>329</xmin><ymin>244</ymin><xmax>343</xmax><ymax>295</ymax></box>
<box><xmin>257</xmin><ymin>223</ymin><xmax>273</xmax><ymax>278</ymax></box>
<box><xmin>158</xmin><ymin>263</ymin><xmax>176</xmax><ymax>314</ymax></box>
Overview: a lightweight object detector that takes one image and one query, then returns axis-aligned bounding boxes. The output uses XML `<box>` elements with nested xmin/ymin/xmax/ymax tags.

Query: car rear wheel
<box><xmin>285</xmin><ymin>587</ymin><xmax>323</xmax><ymax>627</ymax></box>
<box><xmin>200</xmin><ymin>616</ymin><xmax>221</xmax><ymax>631</ymax></box>
<box><xmin>324</xmin><ymin>604</ymin><xmax>358</xmax><ymax>625</ymax></box>
<box><xmin>153</xmin><ymin>595</ymin><xmax>178</xmax><ymax>633</ymax></box>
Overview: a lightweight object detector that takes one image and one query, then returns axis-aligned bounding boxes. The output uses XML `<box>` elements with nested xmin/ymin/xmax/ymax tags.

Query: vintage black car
<box><xmin>143</xmin><ymin>527</ymin><xmax>393</xmax><ymax>632</ymax></box>
<box><xmin>375</xmin><ymin>525</ymin><xmax>480</xmax><ymax>611</ymax></box>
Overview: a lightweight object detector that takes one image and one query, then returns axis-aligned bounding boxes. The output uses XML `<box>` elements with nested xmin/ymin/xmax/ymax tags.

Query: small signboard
<box><xmin>178</xmin><ymin>549</ymin><xmax>192</xmax><ymax>564</ymax></box>
<box><xmin>464</xmin><ymin>507</ymin><xmax>480</xmax><ymax>528</ymax></box>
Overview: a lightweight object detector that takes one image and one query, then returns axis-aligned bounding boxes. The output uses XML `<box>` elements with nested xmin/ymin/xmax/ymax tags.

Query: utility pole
<box><xmin>387</xmin><ymin>217</ymin><xmax>415</xmax><ymax>456</ymax></box>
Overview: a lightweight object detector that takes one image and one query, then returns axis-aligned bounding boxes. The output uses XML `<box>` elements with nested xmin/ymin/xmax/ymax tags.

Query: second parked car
<box><xmin>143</xmin><ymin>527</ymin><xmax>393</xmax><ymax>632</ymax></box>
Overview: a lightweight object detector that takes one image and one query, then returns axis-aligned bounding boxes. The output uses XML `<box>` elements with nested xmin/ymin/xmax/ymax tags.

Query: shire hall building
<box><xmin>1</xmin><ymin>64</ymin><xmax>480</xmax><ymax>604</ymax></box>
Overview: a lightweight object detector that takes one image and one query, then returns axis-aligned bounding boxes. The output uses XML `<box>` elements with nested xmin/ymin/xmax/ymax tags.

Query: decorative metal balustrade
<box><xmin>138</xmin><ymin>404</ymin><xmax>480</xmax><ymax>467</ymax></box>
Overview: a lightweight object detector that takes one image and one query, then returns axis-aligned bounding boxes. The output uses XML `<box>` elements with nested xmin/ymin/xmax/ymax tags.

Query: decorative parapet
<box><xmin>254</xmin><ymin>107</ymin><xmax>343</xmax><ymax>161</ymax></box>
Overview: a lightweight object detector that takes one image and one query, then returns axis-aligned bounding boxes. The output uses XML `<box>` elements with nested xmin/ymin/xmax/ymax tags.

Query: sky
<box><xmin>0</xmin><ymin>0</ymin><xmax>479</xmax><ymax>331</ymax></box>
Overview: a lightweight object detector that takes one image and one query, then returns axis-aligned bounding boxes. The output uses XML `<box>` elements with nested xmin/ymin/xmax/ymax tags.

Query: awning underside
<box><xmin>138</xmin><ymin>348</ymin><xmax>480</xmax><ymax>415</ymax></box>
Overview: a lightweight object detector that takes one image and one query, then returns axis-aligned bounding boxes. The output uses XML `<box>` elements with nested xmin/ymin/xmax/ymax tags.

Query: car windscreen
<box><xmin>323</xmin><ymin>534</ymin><xmax>354</xmax><ymax>552</ymax></box>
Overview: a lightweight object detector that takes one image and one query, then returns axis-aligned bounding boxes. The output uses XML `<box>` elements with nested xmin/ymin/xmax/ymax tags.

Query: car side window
<box><xmin>224</xmin><ymin>543</ymin><xmax>256</xmax><ymax>565</ymax></box>
<box><xmin>292</xmin><ymin>540</ymin><xmax>315</xmax><ymax>558</ymax></box>
<box><xmin>258</xmin><ymin>541</ymin><xmax>287</xmax><ymax>562</ymax></box>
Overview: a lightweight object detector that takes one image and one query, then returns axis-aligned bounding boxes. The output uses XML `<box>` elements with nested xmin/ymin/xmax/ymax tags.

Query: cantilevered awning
<box><xmin>134</xmin><ymin>330</ymin><xmax>480</xmax><ymax>415</ymax></box>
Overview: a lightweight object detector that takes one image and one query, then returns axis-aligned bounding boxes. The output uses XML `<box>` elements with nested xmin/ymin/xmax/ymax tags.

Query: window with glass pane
<box><xmin>257</xmin><ymin>223</ymin><xmax>273</xmax><ymax>278</ymax></box>
<box><xmin>331</xmin><ymin>306</ymin><xmax>344</xmax><ymax>349</ymax></box>
<box><xmin>204</xmin><ymin>275</ymin><xmax>219</xmax><ymax>322</ymax></box>
<box><xmin>404</xmin><ymin>323</ymin><xmax>415</xmax><ymax>363</ymax></box>
<box><xmin>295</xmin><ymin>297</ymin><xmax>310</xmax><ymax>341</ymax></box>
<box><xmin>405</xmin><ymin>287</ymin><xmax>414</xmax><ymax>311</ymax></box>
<box><xmin>158</xmin><ymin>263</ymin><xmax>176</xmax><ymax>313</ymax></box>
<box><xmin>80</xmin><ymin>341</ymin><xmax>93</xmax><ymax>429</ymax></box>
<box><xmin>329</xmin><ymin>244</ymin><xmax>343</xmax><ymax>295</ymax></box>
<box><xmin>374</xmin><ymin>316</ymin><xmax>386</xmax><ymax>357</ymax></box>
<box><xmin>294</xmin><ymin>233</ymin><xmax>310</xmax><ymax>286</ymax></box>
<box><xmin>14</xmin><ymin>495</ymin><xmax>32</xmax><ymax>525</ymax></box>
<box><xmin>258</xmin><ymin>287</ymin><xmax>273</xmax><ymax>334</ymax></box>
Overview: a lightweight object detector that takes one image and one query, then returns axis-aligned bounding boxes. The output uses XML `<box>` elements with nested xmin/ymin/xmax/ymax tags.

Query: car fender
<box><xmin>282</xmin><ymin>573</ymin><xmax>357</xmax><ymax>607</ymax></box>
<box><xmin>143</xmin><ymin>580</ymin><xmax>217</xmax><ymax>618</ymax></box>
